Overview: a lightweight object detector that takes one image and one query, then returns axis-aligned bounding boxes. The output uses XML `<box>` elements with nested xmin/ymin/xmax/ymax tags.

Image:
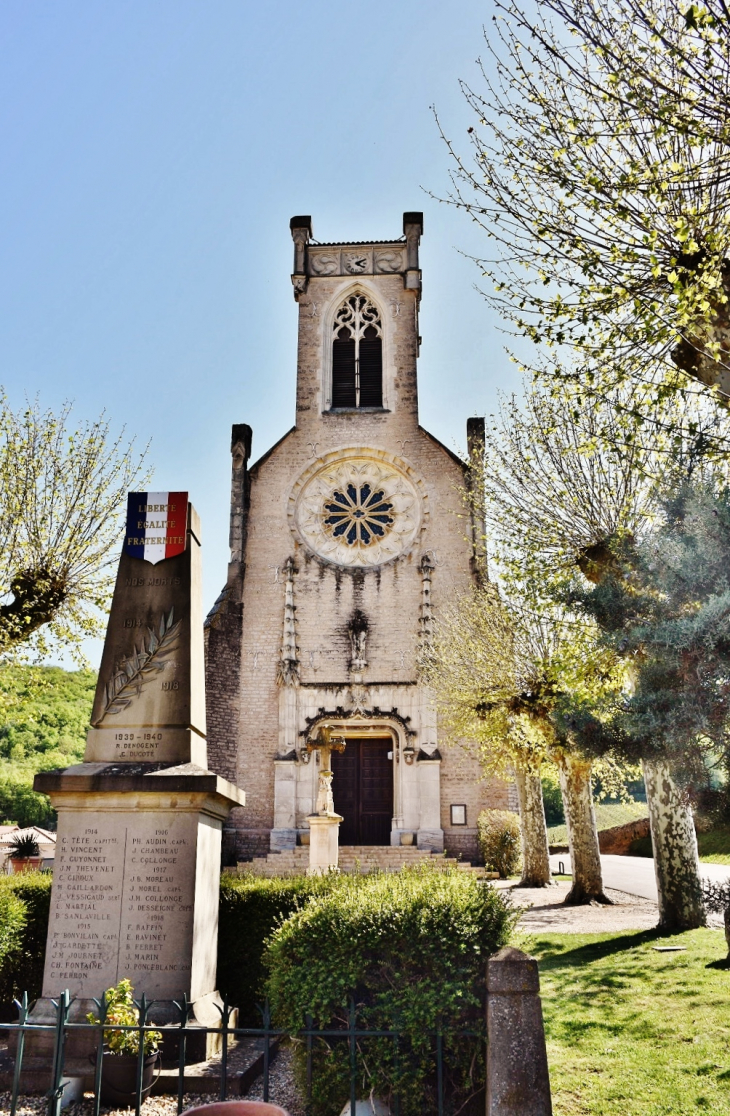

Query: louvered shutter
<box><xmin>332</xmin><ymin>332</ymin><xmax>356</xmax><ymax>407</ymax></box>
<box><xmin>358</xmin><ymin>329</ymin><xmax>382</xmax><ymax>407</ymax></box>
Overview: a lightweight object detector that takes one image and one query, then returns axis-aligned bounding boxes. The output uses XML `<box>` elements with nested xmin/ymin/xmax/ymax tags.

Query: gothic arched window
<box><xmin>331</xmin><ymin>295</ymin><xmax>383</xmax><ymax>408</ymax></box>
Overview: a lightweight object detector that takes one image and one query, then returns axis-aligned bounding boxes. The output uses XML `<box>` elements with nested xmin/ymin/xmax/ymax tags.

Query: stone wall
<box><xmin>598</xmin><ymin>816</ymin><xmax>650</xmax><ymax>855</ymax></box>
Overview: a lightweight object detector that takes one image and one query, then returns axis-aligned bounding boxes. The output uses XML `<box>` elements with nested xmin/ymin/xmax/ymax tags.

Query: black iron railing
<box><xmin>0</xmin><ymin>992</ymin><xmax>484</xmax><ymax>1116</ymax></box>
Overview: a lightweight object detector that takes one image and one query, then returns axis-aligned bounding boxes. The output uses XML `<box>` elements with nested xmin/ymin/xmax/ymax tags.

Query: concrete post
<box><xmin>486</xmin><ymin>947</ymin><xmax>552</xmax><ymax>1116</ymax></box>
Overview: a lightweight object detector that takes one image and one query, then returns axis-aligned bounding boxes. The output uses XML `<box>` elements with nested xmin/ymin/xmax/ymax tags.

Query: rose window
<box><xmin>290</xmin><ymin>450</ymin><xmax>425</xmax><ymax>568</ymax></box>
<box><xmin>323</xmin><ymin>483</ymin><xmax>394</xmax><ymax>546</ymax></box>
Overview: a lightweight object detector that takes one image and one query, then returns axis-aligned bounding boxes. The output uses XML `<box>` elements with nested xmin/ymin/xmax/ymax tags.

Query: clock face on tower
<box><xmin>289</xmin><ymin>449</ymin><xmax>425</xmax><ymax>567</ymax></box>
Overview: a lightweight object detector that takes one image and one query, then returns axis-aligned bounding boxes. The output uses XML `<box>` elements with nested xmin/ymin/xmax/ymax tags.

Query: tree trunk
<box><xmin>514</xmin><ymin>768</ymin><xmax>553</xmax><ymax>887</ymax></box>
<box><xmin>643</xmin><ymin>758</ymin><xmax>706</xmax><ymax>931</ymax></box>
<box><xmin>556</xmin><ymin>751</ymin><xmax>611</xmax><ymax>905</ymax></box>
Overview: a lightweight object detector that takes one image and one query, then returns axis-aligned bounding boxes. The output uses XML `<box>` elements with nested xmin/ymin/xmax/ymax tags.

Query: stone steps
<box><xmin>229</xmin><ymin>845</ymin><xmax>490</xmax><ymax>878</ymax></box>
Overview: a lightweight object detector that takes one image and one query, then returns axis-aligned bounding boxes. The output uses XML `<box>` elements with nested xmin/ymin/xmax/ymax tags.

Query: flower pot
<box><xmin>91</xmin><ymin>1051</ymin><xmax>159</xmax><ymax>1105</ymax></box>
<box><xmin>400</xmin><ymin>833</ymin><xmax>414</xmax><ymax>847</ymax></box>
<box><xmin>299</xmin><ymin>832</ymin><xmax>310</xmax><ymax>847</ymax></box>
<box><xmin>183</xmin><ymin>1104</ymin><xmax>290</xmax><ymax>1116</ymax></box>
<box><xmin>10</xmin><ymin>857</ymin><xmax>42</xmax><ymax>874</ymax></box>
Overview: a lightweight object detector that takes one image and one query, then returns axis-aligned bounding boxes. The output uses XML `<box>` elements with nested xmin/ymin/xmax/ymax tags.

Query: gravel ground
<box><xmin>494</xmin><ymin>878</ymin><xmax>726</xmax><ymax>932</ymax></box>
<box><xmin>243</xmin><ymin>1046</ymin><xmax>304</xmax><ymax>1116</ymax></box>
<box><xmin>0</xmin><ymin>1093</ymin><xmax>210</xmax><ymax>1115</ymax></box>
<box><xmin>0</xmin><ymin>1055</ymin><xmax>305</xmax><ymax>1116</ymax></box>
<box><xmin>0</xmin><ymin>1043</ymin><xmax>305</xmax><ymax>1116</ymax></box>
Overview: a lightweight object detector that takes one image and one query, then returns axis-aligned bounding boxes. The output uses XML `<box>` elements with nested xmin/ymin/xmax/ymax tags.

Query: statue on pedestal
<box><xmin>306</xmin><ymin>726</ymin><xmax>346</xmax><ymax>872</ymax></box>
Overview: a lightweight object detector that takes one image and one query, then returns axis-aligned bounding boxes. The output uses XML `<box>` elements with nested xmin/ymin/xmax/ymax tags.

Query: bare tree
<box><xmin>0</xmin><ymin>396</ymin><xmax>149</xmax><ymax>661</ymax></box>
<box><xmin>437</xmin><ymin>0</ymin><xmax>730</xmax><ymax>432</ymax></box>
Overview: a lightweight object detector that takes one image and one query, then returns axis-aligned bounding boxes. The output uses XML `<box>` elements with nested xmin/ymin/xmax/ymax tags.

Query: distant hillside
<box><xmin>0</xmin><ymin>666</ymin><xmax>96</xmax><ymax>827</ymax></box>
<box><xmin>547</xmin><ymin>801</ymin><xmax>649</xmax><ymax>847</ymax></box>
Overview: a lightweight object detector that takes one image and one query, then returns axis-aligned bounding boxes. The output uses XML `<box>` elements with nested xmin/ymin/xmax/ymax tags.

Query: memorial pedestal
<box><xmin>306</xmin><ymin>813</ymin><xmax>342</xmax><ymax>875</ymax></box>
<box><xmin>24</xmin><ymin>495</ymin><xmax>247</xmax><ymax>1079</ymax></box>
<box><xmin>25</xmin><ymin>764</ymin><xmax>244</xmax><ymax>1074</ymax></box>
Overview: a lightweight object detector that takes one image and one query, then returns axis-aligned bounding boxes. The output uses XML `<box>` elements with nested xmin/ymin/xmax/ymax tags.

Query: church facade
<box><xmin>205</xmin><ymin>213</ymin><xmax>510</xmax><ymax>864</ymax></box>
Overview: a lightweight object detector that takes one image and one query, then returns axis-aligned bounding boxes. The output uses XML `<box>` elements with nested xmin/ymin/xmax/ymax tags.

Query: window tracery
<box><xmin>323</xmin><ymin>482</ymin><xmax>395</xmax><ymax>546</ymax></box>
<box><xmin>331</xmin><ymin>294</ymin><xmax>383</xmax><ymax>408</ymax></box>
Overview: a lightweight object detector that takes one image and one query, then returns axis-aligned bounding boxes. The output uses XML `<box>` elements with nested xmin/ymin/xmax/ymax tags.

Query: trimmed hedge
<box><xmin>217</xmin><ymin>873</ymin><xmax>346</xmax><ymax>1025</ymax></box>
<box><xmin>0</xmin><ymin>871</ymin><xmax>334</xmax><ymax>1025</ymax></box>
<box><xmin>0</xmin><ymin>871</ymin><xmax>52</xmax><ymax>1019</ymax></box>
<box><xmin>264</xmin><ymin>866</ymin><xmax>516</xmax><ymax>1116</ymax></box>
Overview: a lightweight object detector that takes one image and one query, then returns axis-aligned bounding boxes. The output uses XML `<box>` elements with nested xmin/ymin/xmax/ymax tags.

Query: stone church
<box><xmin>205</xmin><ymin>213</ymin><xmax>510</xmax><ymax>865</ymax></box>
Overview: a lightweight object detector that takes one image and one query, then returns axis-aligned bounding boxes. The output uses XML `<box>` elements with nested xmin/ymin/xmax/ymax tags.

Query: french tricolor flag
<box><xmin>123</xmin><ymin>492</ymin><xmax>188</xmax><ymax>565</ymax></box>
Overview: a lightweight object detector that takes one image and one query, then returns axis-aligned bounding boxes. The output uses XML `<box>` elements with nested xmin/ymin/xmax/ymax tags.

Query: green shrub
<box><xmin>86</xmin><ymin>979</ymin><xmax>162</xmax><ymax>1054</ymax></box>
<box><xmin>0</xmin><ymin>871</ymin><xmax>52</xmax><ymax>1017</ymax></box>
<box><xmin>0</xmin><ymin>890</ymin><xmax>26</xmax><ymax>982</ymax></box>
<box><xmin>477</xmin><ymin>810</ymin><xmax>521</xmax><ymax>878</ymax></box>
<box><xmin>264</xmin><ymin>866</ymin><xmax>516</xmax><ymax>1116</ymax></box>
<box><xmin>217</xmin><ymin>873</ymin><xmax>345</xmax><ymax>1024</ymax></box>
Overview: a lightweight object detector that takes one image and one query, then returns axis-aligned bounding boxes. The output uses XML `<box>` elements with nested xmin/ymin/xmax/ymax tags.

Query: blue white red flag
<box><xmin>123</xmin><ymin>492</ymin><xmax>188</xmax><ymax>564</ymax></box>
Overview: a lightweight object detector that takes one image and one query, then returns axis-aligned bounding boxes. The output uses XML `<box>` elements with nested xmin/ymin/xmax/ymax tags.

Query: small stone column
<box><xmin>485</xmin><ymin>947</ymin><xmax>552</xmax><ymax>1116</ymax></box>
<box><xmin>306</xmin><ymin>754</ymin><xmax>342</xmax><ymax>874</ymax></box>
<box><xmin>307</xmin><ymin>813</ymin><xmax>343</xmax><ymax>875</ymax></box>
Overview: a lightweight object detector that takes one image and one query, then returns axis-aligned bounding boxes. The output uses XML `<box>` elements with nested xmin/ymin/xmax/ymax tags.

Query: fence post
<box><xmin>47</xmin><ymin>990</ymin><xmax>71</xmax><ymax>1116</ymax></box>
<box><xmin>485</xmin><ymin>947</ymin><xmax>552</xmax><ymax>1116</ymax></box>
<box><xmin>134</xmin><ymin>994</ymin><xmax>150</xmax><ymax>1116</ymax></box>
<box><xmin>91</xmin><ymin>989</ymin><xmax>109</xmax><ymax>1116</ymax></box>
<box><xmin>10</xmin><ymin>992</ymin><xmax>28</xmax><ymax>1116</ymax></box>
<box><xmin>217</xmin><ymin>999</ymin><xmax>231</xmax><ymax>1102</ymax></box>
<box><xmin>174</xmin><ymin>994</ymin><xmax>189</xmax><ymax>1116</ymax></box>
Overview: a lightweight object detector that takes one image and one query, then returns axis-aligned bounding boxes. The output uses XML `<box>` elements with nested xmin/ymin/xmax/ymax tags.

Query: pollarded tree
<box><xmin>422</xmin><ymin>587</ymin><xmax>553</xmax><ymax>888</ymax></box>
<box><xmin>438</xmin><ymin>0</ymin><xmax>730</xmax><ymax>433</ymax></box>
<box><xmin>471</xmin><ymin>380</ymin><xmax>715</xmax><ymax>924</ymax></box>
<box><xmin>425</xmin><ymin>581</ymin><xmax>620</xmax><ymax>903</ymax></box>
<box><xmin>0</xmin><ymin>396</ymin><xmax>148</xmax><ymax>661</ymax></box>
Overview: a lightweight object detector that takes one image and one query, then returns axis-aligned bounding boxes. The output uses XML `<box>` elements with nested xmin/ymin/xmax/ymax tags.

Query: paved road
<box><xmin>549</xmin><ymin>853</ymin><xmax>730</xmax><ymax>901</ymax></box>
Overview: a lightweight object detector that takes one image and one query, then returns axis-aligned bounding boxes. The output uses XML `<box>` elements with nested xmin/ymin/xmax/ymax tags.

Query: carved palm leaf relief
<box><xmin>103</xmin><ymin>609</ymin><xmax>181</xmax><ymax>717</ymax></box>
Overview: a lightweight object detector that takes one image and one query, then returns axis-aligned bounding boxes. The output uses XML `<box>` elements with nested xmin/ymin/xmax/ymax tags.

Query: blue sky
<box><xmin>0</xmin><ymin>1</ymin><xmax>519</xmax><ymax>663</ymax></box>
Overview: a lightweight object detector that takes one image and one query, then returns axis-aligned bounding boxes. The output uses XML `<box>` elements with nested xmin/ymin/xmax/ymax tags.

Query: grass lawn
<box><xmin>698</xmin><ymin>825</ymin><xmax>730</xmax><ymax>865</ymax></box>
<box><xmin>519</xmin><ymin>928</ymin><xmax>730</xmax><ymax>1115</ymax></box>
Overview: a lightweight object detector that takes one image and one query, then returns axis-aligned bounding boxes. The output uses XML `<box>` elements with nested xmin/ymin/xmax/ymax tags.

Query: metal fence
<box><xmin>0</xmin><ymin>992</ymin><xmax>484</xmax><ymax>1116</ymax></box>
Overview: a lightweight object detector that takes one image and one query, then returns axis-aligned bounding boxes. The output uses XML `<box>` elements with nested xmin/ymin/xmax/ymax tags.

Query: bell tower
<box><xmin>289</xmin><ymin>214</ymin><xmax>423</xmax><ymax>428</ymax></box>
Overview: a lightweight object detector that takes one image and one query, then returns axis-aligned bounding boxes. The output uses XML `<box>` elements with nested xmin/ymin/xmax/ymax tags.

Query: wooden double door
<box><xmin>331</xmin><ymin>737</ymin><xmax>394</xmax><ymax>845</ymax></box>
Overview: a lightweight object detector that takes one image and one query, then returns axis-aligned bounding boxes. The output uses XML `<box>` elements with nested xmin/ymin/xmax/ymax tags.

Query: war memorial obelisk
<box><xmin>31</xmin><ymin>493</ymin><xmax>245</xmax><ymax>1067</ymax></box>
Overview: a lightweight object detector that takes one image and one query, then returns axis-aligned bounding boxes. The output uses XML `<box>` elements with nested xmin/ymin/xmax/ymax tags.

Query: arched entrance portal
<box><xmin>331</xmin><ymin>737</ymin><xmax>394</xmax><ymax>845</ymax></box>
